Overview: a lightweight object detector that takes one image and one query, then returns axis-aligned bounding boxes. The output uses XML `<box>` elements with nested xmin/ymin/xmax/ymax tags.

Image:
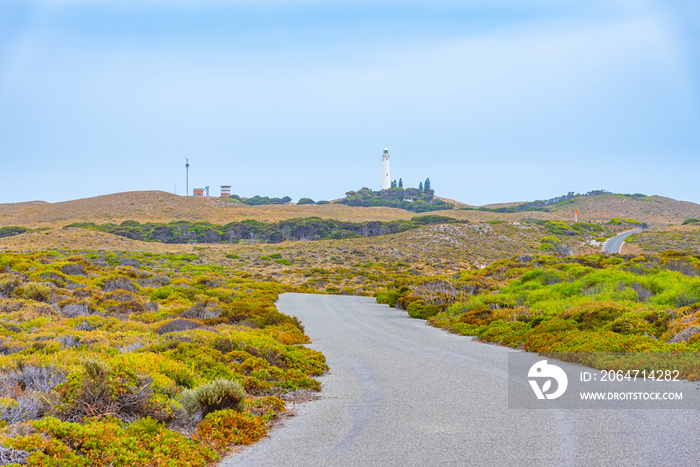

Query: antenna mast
<box><xmin>185</xmin><ymin>158</ymin><xmax>190</xmax><ymax>196</ymax></box>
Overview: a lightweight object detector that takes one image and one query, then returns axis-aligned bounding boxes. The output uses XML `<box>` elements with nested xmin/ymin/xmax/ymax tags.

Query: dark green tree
<box><xmin>424</xmin><ymin>178</ymin><xmax>431</xmax><ymax>193</ymax></box>
<box><xmin>391</xmin><ymin>180</ymin><xmax>397</xmax><ymax>188</ymax></box>
<box><xmin>419</xmin><ymin>181</ymin><xmax>424</xmax><ymax>192</ymax></box>
<box><xmin>398</xmin><ymin>178</ymin><xmax>403</xmax><ymax>188</ymax></box>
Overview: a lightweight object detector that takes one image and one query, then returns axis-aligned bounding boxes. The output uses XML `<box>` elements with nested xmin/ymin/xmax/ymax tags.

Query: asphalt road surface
<box><xmin>603</xmin><ymin>229</ymin><xmax>643</xmax><ymax>254</ymax></box>
<box><xmin>223</xmin><ymin>293</ymin><xmax>699</xmax><ymax>467</ymax></box>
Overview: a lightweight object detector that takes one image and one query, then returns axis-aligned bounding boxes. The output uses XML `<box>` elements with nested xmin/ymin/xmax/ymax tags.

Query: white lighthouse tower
<box><xmin>381</xmin><ymin>147</ymin><xmax>391</xmax><ymax>190</ymax></box>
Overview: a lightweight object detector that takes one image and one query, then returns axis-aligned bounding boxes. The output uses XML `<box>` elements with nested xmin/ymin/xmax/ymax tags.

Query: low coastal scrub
<box><xmin>626</xmin><ymin>229</ymin><xmax>700</xmax><ymax>255</ymax></box>
<box><xmin>66</xmin><ymin>215</ymin><xmax>464</xmax><ymax>244</ymax></box>
<box><xmin>0</xmin><ymin>227</ymin><xmax>29</xmax><ymax>239</ymax></box>
<box><xmin>608</xmin><ymin>217</ymin><xmax>646</xmax><ymax>227</ymax></box>
<box><xmin>377</xmin><ymin>252</ymin><xmax>700</xmax><ymax>378</ymax></box>
<box><xmin>0</xmin><ymin>250</ymin><xmax>326</xmax><ymax>464</ymax></box>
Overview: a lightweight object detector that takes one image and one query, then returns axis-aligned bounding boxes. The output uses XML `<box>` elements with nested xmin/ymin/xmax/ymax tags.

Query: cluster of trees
<box><xmin>66</xmin><ymin>215</ymin><xmax>462</xmax><ymax>244</ymax></box>
<box><xmin>389</xmin><ymin>178</ymin><xmax>432</xmax><ymax>195</ymax></box>
<box><xmin>296</xmin><ymin>198</ymin><xmax>330</xmax><ymax>205</ymax></box>
<box><xmin>340</xmin><ymin>184</ymin><xmax>450</xmax><ymax>213</ymax></box>
<box><xmin>227</xmin><ymin>194</ymin><xmax>292</xmax><ymax>206</ymax></box>
<box><xmin>465</xmin><ymin>190</ymin><xmax>648</xmax><ymax>214</ymax></box>
<box><xmin>226</xmin><ymin>195</ymin><xmax>329</xmax><ymax>206</ymax></box>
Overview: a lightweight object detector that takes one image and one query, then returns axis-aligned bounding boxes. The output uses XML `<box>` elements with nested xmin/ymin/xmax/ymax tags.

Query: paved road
<box><xmin>603</xmin><ymin>229</ymin><xmax>643</xmax><ymax>254</ymax></box>
<box><xmin>223</xmin><ymin>293</ymin><xmax>699</xmax><ymax>466</ymax></box>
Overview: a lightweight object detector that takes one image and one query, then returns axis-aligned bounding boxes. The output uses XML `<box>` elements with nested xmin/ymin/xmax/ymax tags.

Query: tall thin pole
<box><xmin>185</xmin><ymin>157</ymin><xmax>190</xmax><ymax>196</ymax></box>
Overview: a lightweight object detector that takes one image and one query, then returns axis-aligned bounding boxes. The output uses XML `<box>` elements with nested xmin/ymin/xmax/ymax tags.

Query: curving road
<box><xmin>223</xmin><ymin>293</ymin><xmax>699</xmax><ymax>466</ymax></box>
<box><xmin>603</xmin><ymin>229</ymin><xmax>643</xmax><ymax>254</ymax></box>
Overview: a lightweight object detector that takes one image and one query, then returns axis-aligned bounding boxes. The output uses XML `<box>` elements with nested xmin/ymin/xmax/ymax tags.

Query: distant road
<box><xmin>603</xmin><ymin>229</ymin><xmax>643</xmax><ymax>254</ymax></box>
<box><xmin>223</xmin><ymin>293</ymin><xmax>699</xmax><ymax>466</ymax></box>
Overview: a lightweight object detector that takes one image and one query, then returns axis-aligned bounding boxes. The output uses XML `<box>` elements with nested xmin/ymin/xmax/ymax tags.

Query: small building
<box><xmin>193</xmin><ymin>188</ymin><xmax>204</xmax><ymax>196</ymax></box>
<box><xmin>221</xmin><ymin>186</ymin><xmax>231</xmax><ymax>198</ymax></box>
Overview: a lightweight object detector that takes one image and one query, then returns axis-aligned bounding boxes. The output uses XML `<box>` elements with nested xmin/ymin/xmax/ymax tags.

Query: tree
<box><xmin>419</xmin><ymin>181</ymin><xmax>424</xmax><ymax>192</ymax></box>
<box><xmin>297</xmin><ymin>198</ymin><xmax>315</xmax><ymax>205</ymax></box>
<box><xmin>424</xmin><ymin>178</ymin><xmax>431</xmax><ymax>193</ymax></box>
<box><xmin>391</xmin><ymin>180</ymin><xmax>397</xmax><ymax>188</ymax></box>
<box><xmin>398</xmin><ymin>178</ymin><xmax>403</xmax><ymax>188</ymax></box>
<box><xmin>282</xmin><ymin>196</ymin><xmax>292</xmax><ymax>204</ymax></box>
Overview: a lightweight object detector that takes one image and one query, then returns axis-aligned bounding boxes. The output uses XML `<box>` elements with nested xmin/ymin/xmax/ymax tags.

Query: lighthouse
<box><xmin>381</xmin><ymin>147</ymin><xmax>391</xmax><ymax>190</ymax></box>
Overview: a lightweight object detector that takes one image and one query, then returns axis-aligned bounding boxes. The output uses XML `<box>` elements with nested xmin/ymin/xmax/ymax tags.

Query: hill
<box><xmin>3</xmin><ymin>191</ymin><xmax>700</xmax><ymax>230</ymax></box>
<box><xmin>0</xmin><ymin>191</ymin><xmax>419</xmax><ymax>228</ymax></box>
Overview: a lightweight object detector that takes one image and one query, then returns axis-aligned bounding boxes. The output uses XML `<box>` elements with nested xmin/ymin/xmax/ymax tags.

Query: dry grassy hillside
<box><xmin>2</xmin><ymin>191</ymin><xmax>699</xmax><ymax>230</ymax></box>
<box><xmin>0</xmin><ymin>191</ymin><xmax>419</xmax><ymax>228</ymax></box>
<box><xmin>0</xmin><ymin>191</ymin><xmax>552</xmax><ymax>227</ymax></box>
<box><xmin>544</xmin><ymin>195</ymin><xmax>700</xmax><ymax>225</ymax></box>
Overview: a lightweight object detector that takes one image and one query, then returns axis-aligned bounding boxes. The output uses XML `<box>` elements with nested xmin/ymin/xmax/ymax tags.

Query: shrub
<box><xmin>22</xmin><ymin>282</ymin><xmax>52</xmax><ymax>302</ymax></box>
<box><xmin>478</xmin><ymin>321</ymin><xmax>531</xmax><ymax>347</ymax></box>
<box><xmin>297</xmin><ymin>198</ymin><xmax>315</xmax><ymax>205</ymax></box>
<box><xmin>544</xmin><ymin>221</ymin><xmax>577</xmax><ymax>236</ymax></box>
<box><xmin>102</xmin><ymin>277</ymin><xmax>137</xmax><ymax>293</ymax></box>
<box><xmin>62</xmin><ymin>303</ymin><xmax>91</xmax><ymax>318</ymax></box>
<box><xmin>193</xmin><ymin>410</ymin><xmax>266</xmax><ymax>454</ymax></box>
<box><xmin>0</xmin><ymin>446</ymin><xmax>29</xmax><ymax>465</ymax></box>
<box><xmin>6</xmin><ymin>416</ymin><xmax>218</xmax><ymax>466</ymax></box>
<box><xmin>182</xmin><ymin>379</ymin><xmax>246</xmax><ymax>416</ymax></box>
<box><xmin>56</xmin><ymin>359</ymin><xmax>156</xmax><ymax>423</ymax></box>
<box><xmin>375</xmin><ymin>289</ymin><xmax>402</xmax><ymax>307</ymax></box>
<box><xmin>61</xmin><ymin>263</ymin><xmax>87</xmax><ymax>276</ymax></box>
<box><xmin>407</xmin><ymin>302</ymin><xmax>441</xmax><ymax>319</ymax></box>
<box><xmin>154</xmin><ymin>318</ymin><xmax>204</xmax><ymax>335</ymax></box>
<box><xmin>458</xmin><ymin>309</ymin><xmax>493</xmax><ymax>326</ymax></box>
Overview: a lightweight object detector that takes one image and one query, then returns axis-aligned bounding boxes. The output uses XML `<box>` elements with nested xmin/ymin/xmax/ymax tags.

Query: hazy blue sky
<box><xmin>1</xmin><ymin>0</ymin><xmax>699</xmax><ymax>205</ymax></box>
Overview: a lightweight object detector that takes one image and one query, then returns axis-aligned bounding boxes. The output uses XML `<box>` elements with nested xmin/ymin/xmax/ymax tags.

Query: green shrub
<box><xmin>572</xmin><ymin>222</ymin><xmax>604</xmax><ymax>232</ymax></box>
<box><xmin>478</xmin><ymin>321</ymin><xmax>531</xmax><ymax>347</ymax></box>
<box><xmin>23</xmin><ymin>282</ymin><xmax>52</xmax><ymax>302</ymax></box>
<box><xmin>182</xmin><ymin>379</ymin><xmax>246</xmax><ymax>416</ymax></box>
<box><xmin>407</xmin><ymin>302</ymin><xmax>441</xmax><ymax>319</ymax></box>
<box><xmin>297</xmin><ymin>198</ymin><xmax>315</xmax><ymax>205</ymax></box>
<box><xmin>608</xmin><ymin>217</ymin><xmax>643</xmax><ymax>226</ymax></box>
<box><xmin>375</xmin><ymin>289</ymin><xmax>402</xmax><ymax>307</ymax></box>
<box><xmin>544</xmin><ymin>221</ymin><xmax>577</xmax><ymax>236</ymax></box>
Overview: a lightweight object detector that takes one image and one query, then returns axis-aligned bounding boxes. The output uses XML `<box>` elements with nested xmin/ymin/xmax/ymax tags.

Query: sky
<box><xmin>1</xmin><ymin>0</ymin><xmax>699</xmax><ymax>206</ymax></box>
